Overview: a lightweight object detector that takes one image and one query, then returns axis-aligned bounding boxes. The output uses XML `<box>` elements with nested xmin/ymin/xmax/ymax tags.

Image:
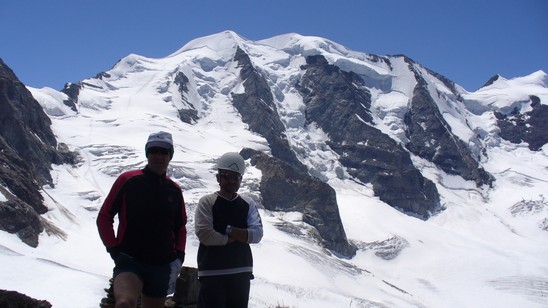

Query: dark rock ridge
<box><xmin>241</xmin><ymin>148</ymin><xmax>357</xmax><ymax>257</ymax></box>
<box><xmin>61</xmin><ymin>71</ymin><xmax>113</xmax><ymax>112</ymax></box>
<box><xmin>297</xmin><ymin>55</ymin><xmax>440</xmax><ymax>218</ymax></box>
<box><xmin>174</xmin><ymin>72</ymin><xmax>199</xmax><ymax>124</ymax></box>
<box><xmin>0</xmin><ymin>58</ymin><xmax>77</xmax><ymax>246</ymax></box>
<box><xmin>404</xmin><ymin>61</ymin><xmax>494</xmax><ymax>187</ymax></box>
<box><xmin>481</xmin><ymin>74</ymin><xmax>501</xmax><ymax>89</ymax></box>
<box><xmin>60</xmin><ymin>82</ymin><xmax>80</xmax><ymax>112</ymax></box>
<box><xmin>495</xmin><ymin>95</ymin><xmax>548</xmax><ymax>151</ymax></box>
<box><xmin>231</xmin><ymin>47</ymin><xmax>308</xmax><ymax>174</ymax></box>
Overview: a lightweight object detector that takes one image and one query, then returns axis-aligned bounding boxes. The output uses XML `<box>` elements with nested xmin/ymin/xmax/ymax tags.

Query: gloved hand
<box><xmin>107</xmin><ymin>246</ymin><xmax>120</xmax><ymax>261</ymax></box>
<box><xmin>176</xmin><ymin>250</ymin><xmax>185</xmax><ymax>263</ymax></box>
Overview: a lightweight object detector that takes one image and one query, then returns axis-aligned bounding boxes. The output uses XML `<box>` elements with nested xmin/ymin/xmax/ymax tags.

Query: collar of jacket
<box><xmin>142</xmin><ymin>165</ymin><xmax>167</xmax><ymax>178</ymax></box>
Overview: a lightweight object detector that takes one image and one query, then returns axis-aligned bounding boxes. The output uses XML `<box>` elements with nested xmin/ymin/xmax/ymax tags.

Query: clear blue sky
<box><xmin>1</xmin><ymin>0</ymin><xmax>546</xmax><ymax>91</ymax></box>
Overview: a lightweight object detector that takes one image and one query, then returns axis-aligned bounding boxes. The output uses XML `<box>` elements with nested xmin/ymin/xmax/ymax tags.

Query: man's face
<box><xmin>147</xmin><ymin>147</ymin><xmax>171</xmax><ymax>175</ymax></box>
<box><xmin>217</xmin><ymin>169</ymin><xmax>242</xmax><ymax>194</ymax></box>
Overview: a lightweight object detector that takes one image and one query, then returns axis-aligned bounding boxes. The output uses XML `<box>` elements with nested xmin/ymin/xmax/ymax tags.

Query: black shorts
<box><xmin>113</xmin><ymin>253</ymin><xmax>172</xmax><ymax>298</ymax></box>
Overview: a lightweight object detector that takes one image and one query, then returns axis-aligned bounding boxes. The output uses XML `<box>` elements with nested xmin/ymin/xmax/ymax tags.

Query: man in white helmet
<box><xmin>194</xmin><ymin>152</ymin><xmax>263</xmax><ymax>308</ymax></box>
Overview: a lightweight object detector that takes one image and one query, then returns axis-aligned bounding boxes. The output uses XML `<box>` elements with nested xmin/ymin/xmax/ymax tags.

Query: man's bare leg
<box><xmin>114</xmin><ymin>272</ymin><xmax>143</xmax><ymax>308</ymax></box>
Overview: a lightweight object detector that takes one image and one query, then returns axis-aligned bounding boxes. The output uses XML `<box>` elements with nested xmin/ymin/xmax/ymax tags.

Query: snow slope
<box><xmin>1</xmin><ymin>32</ymin><xmax>547</xmax><ymax>307</ymax></box>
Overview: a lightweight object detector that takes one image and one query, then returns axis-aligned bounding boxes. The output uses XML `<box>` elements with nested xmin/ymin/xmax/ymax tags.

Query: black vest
<box><xmin>197</xmin><ymin>195</ymin><xmax>253</xmax><ymax>273</ymax></box>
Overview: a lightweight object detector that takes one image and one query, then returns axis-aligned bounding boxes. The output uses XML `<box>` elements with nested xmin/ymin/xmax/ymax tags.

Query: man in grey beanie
<box><xmin>97</xmin><ymin>131</ymin><xmax>187</xmax><ymax>308</ymax></box>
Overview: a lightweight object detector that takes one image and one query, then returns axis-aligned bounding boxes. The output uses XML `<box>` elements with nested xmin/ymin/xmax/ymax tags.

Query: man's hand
<box><xmin>227</xmin><ymin>226</ymin><xmax>248</xmax><ymax>243</ymax></box>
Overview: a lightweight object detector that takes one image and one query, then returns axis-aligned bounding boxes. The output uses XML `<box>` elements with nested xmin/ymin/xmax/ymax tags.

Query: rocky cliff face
<box><xmin>297</xmin><ymin>55</ymin><xmax>440</xmax><ymax>218</ymax></box>
<box><xmin>0</xmin><ymin>58</ymin><xmax>76</xmax><ymax>246</ymax></box>
<box><xmin>241</xmin><ymin>148</ymin><xmax>356</xmax><ymax>257</ymax></box>
<box><xmin>232</xmin><ymin>47</ymin><xmax>307</xmax><ymax>173</ymax></box>
<box><xmin>495</xmin><ymin>95</ymin><xmax>548</xmax><ymax>151</ymax></box>
<box><xmin>404</xmin><ymin>59</ymin><xmax>494</xmax><ymax>187</ymax></box>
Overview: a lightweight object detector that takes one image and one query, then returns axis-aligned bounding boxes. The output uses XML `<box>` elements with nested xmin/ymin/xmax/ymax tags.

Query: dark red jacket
<box><xmin>97</xmin><ymin>166</ymin><xmax>187</xmax><ymax>264</ymax></box>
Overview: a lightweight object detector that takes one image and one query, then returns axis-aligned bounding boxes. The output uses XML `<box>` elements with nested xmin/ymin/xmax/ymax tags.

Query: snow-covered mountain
<box><xmin>1</xmin><ymin>31</ymin><xmax>547</xmax><ymax>307</ymax></box>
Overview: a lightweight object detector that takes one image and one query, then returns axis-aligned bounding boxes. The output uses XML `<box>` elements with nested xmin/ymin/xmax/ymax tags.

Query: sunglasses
<box><xmin>218</xmin><ymin>171</ymin><xmax>242</xmax><ymax>181</ymax></box>
<box><xmin>147</xmin><ymin>147</ymin><xmax>171</xmax><ymax>155</ymax></box>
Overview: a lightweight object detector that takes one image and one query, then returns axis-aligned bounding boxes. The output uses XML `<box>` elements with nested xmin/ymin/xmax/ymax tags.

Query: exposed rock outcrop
<box><xmin>0</xmin><ymin>58</ymin><xmax>77</xmax><ymax>246</ymax></box>
<box><xmin>60</xmin><ymin>82</ymin><xmax>80</xmax><ymax>112</ymax></box>
<box><xmin>241</xmin><ymin>148</ymin><xmax>356</xmax><ymax>257</ymax></box>
<box><xmin>232</xmin><ymin>47</ymin><xmax>307</xmax><ymax>173</ymax></box>
<box><xmin>404</xmin><ymin>65</ymin><xmax>493</xmax><ymax>187</ymax></box>
<box><xmin>495</xmin><ymin>95</ymin><xmax>548</xmax><ymax>151</ymax></box>
<box><xmin>297</xmin><ymin>55</ymin><xmax>440</xmax><ymax>218</ymax></box>
<box><xmin>174</xmin><ymin>72</ymin><xmax>199</xmax><ymax>124</ymax></box>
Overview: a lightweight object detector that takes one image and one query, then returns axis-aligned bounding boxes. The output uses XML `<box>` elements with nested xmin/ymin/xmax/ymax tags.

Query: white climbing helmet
<box><xmin>216</xmin><ymin>152</ymin><xmax>246</xmax><ymax>175</ymax></box>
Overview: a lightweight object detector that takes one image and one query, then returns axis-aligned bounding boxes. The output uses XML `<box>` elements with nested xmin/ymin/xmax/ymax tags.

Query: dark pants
<box><xmin>198</xmin><ymin>273</ymin><xmax>251</xmax><ymax>308</ymax></box>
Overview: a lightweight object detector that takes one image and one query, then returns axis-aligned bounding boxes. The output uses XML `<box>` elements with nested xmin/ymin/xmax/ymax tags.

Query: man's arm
<box><xmin>175</xmin><ymin>189</ymin><xmax>188</xmax><ymax>258</ymax></box>
<box><xmin>96</xmin><ymin>174</ymin><xmax>129</xmax><ymax>249</ymax></box>
<box><xmin>228</xmin><ymin>197</ymin><xmax>263</xmax><ymax>244</ymax></box>
<box><xmin>195</xmin><ymin>194</ymin><xmax>230</xmax><ymax>246</ymax></box>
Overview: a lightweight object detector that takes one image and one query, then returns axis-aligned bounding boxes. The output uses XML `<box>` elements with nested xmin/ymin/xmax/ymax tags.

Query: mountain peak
<box><xmin>168</xmin><ymin>30</ymin><xmax>248</xmax><ymax>58</ymax></box>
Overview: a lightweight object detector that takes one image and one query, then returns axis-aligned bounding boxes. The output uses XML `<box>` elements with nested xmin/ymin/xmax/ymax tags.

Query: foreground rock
<box><xmin>0</xmin><ymin>289</ymin><xmax>52</xmax><ymax>307</ymax></box>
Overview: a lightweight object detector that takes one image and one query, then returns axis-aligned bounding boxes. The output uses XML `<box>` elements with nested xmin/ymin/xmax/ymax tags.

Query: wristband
<box><xmin>226</xmin><ymin>225</ymin><xmax>233</xmax><ymax>235</ymax></box>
